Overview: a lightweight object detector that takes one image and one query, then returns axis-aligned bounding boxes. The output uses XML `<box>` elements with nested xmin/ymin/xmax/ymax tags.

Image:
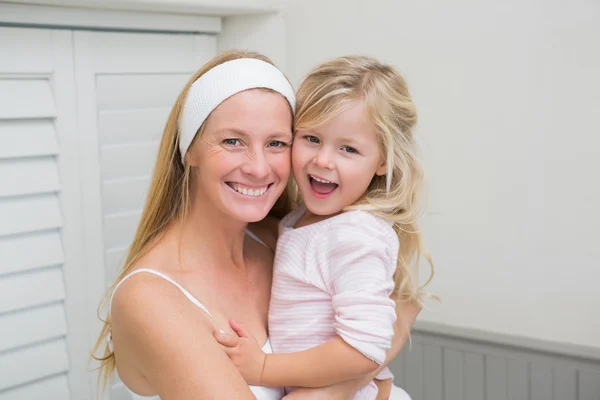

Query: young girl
<box><xmin>215</xmin><ymin>56</ymin><xmax>432</xmax><ymax>399</ymax></box>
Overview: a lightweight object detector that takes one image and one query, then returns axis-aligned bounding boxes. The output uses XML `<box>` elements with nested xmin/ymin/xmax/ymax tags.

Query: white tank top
<box><xmin>108</xmin><ymin>231</ymin><xmax>284</xmax><ymax>400</ymax></box>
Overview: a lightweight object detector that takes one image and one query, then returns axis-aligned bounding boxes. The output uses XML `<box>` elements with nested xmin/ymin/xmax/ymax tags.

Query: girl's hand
<box><xmin>214</xmin><ymin>320</ymin><xmax>267</xmax><ymax>385</ymax></box>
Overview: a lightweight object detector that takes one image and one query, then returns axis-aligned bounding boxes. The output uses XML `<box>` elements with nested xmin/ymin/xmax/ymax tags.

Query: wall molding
<box><xmin>414</xmin><ymin>320</ymin><xmax>600</xmax><ymax>363</ymax></box>
<box><xmin>0</xmin><ymin>2</ymin><xmax>222</xmax><ymax>33</ymax></box>
<box><xmin>0</xmin><ymin>0</ymin><xmax>281</xmax><ymax>16</ymax></box>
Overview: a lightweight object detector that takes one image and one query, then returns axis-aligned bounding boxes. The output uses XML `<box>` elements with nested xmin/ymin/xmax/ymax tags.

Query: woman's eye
<box><xmin>223</xmin><ymin>138</ymin><xmax>240</xmax><ymax>146</ymax></box>
<box><xmin>342</xmin><ymin>146</ymin><xmax>358</xmax><ymax>154</ymax></box>
<box><xmin>268</xmin><ymin>141</ymin><xmax>289</xmax><ymax>148</ymax></box>
<box><xmin>306</xmin><ymin>136</ymin><xmax>320</xmax><ymax>144</ymax></box>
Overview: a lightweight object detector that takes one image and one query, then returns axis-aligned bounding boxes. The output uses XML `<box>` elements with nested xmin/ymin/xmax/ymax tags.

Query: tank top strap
<box><xmin>108</xmin><ymin>268</ymin><xmax>220</xmax><ymax>352</ymax></box>
<box><xmin>245</xmin><ymin>229</ymin><xmax>269</xmax><ymax>249</ymax></box>
<box><xmin>110</xmin><ymin>268</ymin><xmax>215</xmax><ymax>319</ymax></box>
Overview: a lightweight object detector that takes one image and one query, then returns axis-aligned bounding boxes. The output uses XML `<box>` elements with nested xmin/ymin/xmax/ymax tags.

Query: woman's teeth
<box><xmin>231</xmin><ymin>184</ymin><xmax>268</xmax><ymax>197</ymax></box>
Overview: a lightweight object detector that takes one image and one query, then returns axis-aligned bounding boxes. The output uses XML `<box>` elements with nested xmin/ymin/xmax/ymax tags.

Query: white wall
<box><xmin>281</xmin><ymin>0</ymin><xmax>600</xmax><ymax>348</ymax></box>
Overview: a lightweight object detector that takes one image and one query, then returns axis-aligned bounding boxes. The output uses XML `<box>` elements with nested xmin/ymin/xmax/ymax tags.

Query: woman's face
<box><xmin>187</xmin><ymin>89</ymin><xmax>293</xmax><ymax>223</ymax></box>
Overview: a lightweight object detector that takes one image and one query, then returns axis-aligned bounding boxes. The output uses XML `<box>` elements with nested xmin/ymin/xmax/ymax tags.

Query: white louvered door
<box><xmin>0</xmin><ymin>26</ymin><xmax>217</xmax><ymax>400</ymax></box>
<box><xmin>72</xmin><ymin>30</ymin><xmax>216</xmax><ymax>400</ymax></box>
<box><xmin>0</xmin><ymin>27</ymin><xmax>80</xmax><ymax>400</ymax></box>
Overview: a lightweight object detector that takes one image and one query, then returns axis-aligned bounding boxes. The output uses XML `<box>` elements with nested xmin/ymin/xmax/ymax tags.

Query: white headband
<box><xmin>179</xmin><ymin>58</ymin><xmax>296</xmax><ymax>163</ymax></box>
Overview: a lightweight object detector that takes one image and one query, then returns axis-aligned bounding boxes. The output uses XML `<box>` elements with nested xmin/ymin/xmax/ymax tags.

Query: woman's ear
<box><xmin>184</xmin><ymin>152</ymin><xmax>193</xmax><ymax>167</ymax></box>
<box><xmin>375</xmin><ymin>160</ymin><xmax>387</xmax><ymax>176</ymax></box>
<box><xmin>185</xmin><ymin>149</ymin><xmax>199</xmax><ymax>167</ymax></box>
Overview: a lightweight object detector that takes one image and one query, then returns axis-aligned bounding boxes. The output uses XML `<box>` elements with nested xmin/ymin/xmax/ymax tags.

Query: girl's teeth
<box><xmin>311</xmin><ymin>175</ymin><xmax>332</xmax><ymax>184</ymax></box>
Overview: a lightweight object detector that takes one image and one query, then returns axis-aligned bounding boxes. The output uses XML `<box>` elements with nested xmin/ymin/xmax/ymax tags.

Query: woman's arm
<box><xmin>111</xmin><ymin>273</ymin><xmax>256</xmax><ymax>400</ymax></box>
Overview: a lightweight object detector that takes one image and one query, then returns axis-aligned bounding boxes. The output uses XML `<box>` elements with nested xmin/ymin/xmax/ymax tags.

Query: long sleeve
<box><xmin>315</xmin><ymin>212</ymin><xmax>398</xmax><ymax>365</ymax></box>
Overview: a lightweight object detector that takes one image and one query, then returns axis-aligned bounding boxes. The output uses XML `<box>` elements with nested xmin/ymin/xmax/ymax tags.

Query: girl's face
<box><xmin>187</xmin><ymin>89</ymin><xmax>293</xmax><ymax>223</ymax></box>
<box><xmin>292</xmin><ymin>100</ymin><xmax>387</xmax><ymax>216</ymax></box>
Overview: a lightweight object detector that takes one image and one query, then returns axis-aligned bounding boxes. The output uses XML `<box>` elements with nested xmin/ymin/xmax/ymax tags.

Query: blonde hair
<box><xmin>295</xmin><ymin>55</ymin><xmax>433</xmax><ymax>303</ymax></box>
<box><xmin>91</xmin><ymin>50</ymin><xmax>296</xmax><ymax>389</ymax></box>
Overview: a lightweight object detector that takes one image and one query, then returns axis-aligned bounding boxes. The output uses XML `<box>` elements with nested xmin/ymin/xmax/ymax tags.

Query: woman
<box><xmin>93</xmin><ymin>50</ymin><xmax>419</xmax><ymax>399</ymax></box>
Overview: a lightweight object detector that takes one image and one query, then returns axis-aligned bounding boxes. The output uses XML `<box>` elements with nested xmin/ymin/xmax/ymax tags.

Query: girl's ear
<box><xmin>375</xmin><ymin>160</ymin><xmax>387</xmax><ymax>176</ymax></box>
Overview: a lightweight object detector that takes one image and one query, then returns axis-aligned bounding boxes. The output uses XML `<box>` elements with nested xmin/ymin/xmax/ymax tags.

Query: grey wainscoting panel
<box><xmin>578</xmin><ymin>370</ymin><xmax>600</xmax><ymax>400</ymax></box>
<box><xmin>442</xmin><ymin>349</ymin><xmax>464</xmax><ymax>400</ymax></box>
<box><xmin>389</xmin><ymin>322</ymin><xmax>600</xmax><ymax>400</ymax></box>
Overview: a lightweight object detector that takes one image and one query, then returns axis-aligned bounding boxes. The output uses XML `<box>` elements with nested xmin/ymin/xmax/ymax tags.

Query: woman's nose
<box><xmin>241</xmin><ymin>150</ymin><xmax>270</xmax><ymax>179</ymax></box>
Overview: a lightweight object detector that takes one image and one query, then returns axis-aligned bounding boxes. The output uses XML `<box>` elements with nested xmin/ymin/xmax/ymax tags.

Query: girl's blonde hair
<box><xmin>91</xmin><ymin>50</ymin><xmax>296</xmax><ymax>389</ymax></box>
<box><xmin>295</xmin><ymin>55</ymin><xmax>433</xmax><ymax>303</ymax></box>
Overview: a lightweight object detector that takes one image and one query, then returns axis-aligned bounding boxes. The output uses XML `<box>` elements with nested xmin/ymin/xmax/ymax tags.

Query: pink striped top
<box><xmin>268</xmin><ymin>204</ymin><xmax>398</xmax><ymax>399</ymax></box>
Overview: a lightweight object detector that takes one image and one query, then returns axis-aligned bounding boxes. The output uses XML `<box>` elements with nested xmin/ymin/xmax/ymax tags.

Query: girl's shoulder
<box><xmin>314</xmin><ymin>210</ymin><xmax>399</xmax><ymax>276</ymax></box>
<box><xmin>327</xmin><ymin>209</ymin><xmax>395</xmax><ymax>235</ymax></box>
<box><xmin>314</xmin><ymin>210</ymin><xmax>398</xmax><ymax>255</ymax></box>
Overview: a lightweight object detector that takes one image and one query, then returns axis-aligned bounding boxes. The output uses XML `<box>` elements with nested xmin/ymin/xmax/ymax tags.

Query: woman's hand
<box><xmin>282</xmin><ymin>379</ymin><xmax>393</xmax><ymax>400</ymax></box>
<box><xmin>282</xmin><ymin>384</ymin><xmax>354</xmax><ymax>400</ymax></box>
<box><xmin>214</xmin><ymin>320</ymin><xmax>267</xmax><ymax>385</ymax></box>
<box><xmin>375</xmin><ymin>378</ymin><xmax>392</xmax><ymax>400</ymax></box>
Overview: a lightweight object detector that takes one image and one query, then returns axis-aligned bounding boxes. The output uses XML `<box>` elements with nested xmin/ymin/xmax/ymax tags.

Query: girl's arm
<box><xmin>217</xmin><ymin>321</ymin><xmax>379</xmax><ymax>387</ymax></box>
<box><xmin>217</xmin><ymin>218</ymin><xmax>399</xmax><ymax>388</ymax></box>
<box><xmin>111</xmin><ymin>273</ymin><xmax>256</xmax><ymax>400</ymax></box>
<box><xmin>280</xmin><ymin>299</ymin><xmax>421</xmax><ymax>399</ymax></box>
<box><xmin>262</xmin><ymin>336</ymin><xmax>378</xmax><ymax>387</ymax></box>
<box><xmin>261</xmin><ymin>297</ymin><xmax>421</xmax><ymax>390</ymax></box>
<box><xmin>346</xmin><ymin>298</ymin><xmax>421</xmax><ymax>391</ymax></box>
<box><xmin>217</xmin><ymin>298</ymin><xmax>420</xmax><ymax>389</ymax></box>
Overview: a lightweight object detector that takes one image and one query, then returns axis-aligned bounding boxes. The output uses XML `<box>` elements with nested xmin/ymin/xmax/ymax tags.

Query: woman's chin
<box><xmin>237</xmin><ymin>210</ymin><xmax>271</xmax><ymax>223</ymax></box>
<box><xmin>222</xmin><ymin>202</ymin><xmax>274</xmax><ymax>223</ymax></box>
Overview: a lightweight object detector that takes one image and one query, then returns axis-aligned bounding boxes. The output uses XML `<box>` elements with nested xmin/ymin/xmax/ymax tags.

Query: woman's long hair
<box><xmin>91</xmin><ymin>50</ymin><xmax>296</xmax><ymax>389</ymax></box>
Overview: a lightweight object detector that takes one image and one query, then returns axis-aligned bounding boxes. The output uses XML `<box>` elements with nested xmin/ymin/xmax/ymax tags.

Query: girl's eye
<box><xmin>342</xmin><ymin>146</ymin><xmax>358</xmax><ymax>154</ymax></box>
<box><xmin>223</xmin><ymin>138</ymin><xmax>240</xmax><ymax>146</ymax></box>
<box><xmin>306</xmin><ymin>136</ymin><xmax>320</xmax><ymax>144</ymax></box>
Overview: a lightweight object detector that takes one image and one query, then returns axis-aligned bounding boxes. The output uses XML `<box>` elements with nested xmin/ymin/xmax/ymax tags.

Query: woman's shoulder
<box><xmin>109</xmin><ymin>269</ymin><xmax>251</xmax><ymax>399</ymax></box>
<box><xmin>112</xmin><ymin>269</ymin><xmax>177</xmax><ymax>308</ymax></box>
<box><xmin>111</xmin><ymin>268</ymin><xmax>215</xmax><ymax>336</ymax></box>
